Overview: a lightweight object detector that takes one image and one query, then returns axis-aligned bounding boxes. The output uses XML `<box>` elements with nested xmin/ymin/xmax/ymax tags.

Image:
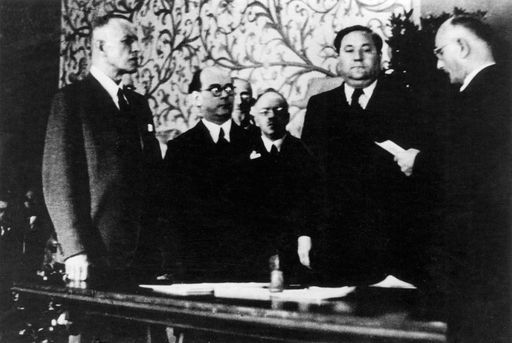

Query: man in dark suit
<box><xmin>42</xmin><ymin>14</ymin><xmax>161</xmax><ymax>283</ymax></box>
<box><xmin>231</xmin><ymin>77</ymin><xmax>256</xmax><ymax>132</ymax></box>
<box><xmin>163</xmin><ymin>66</ymin><xmax>253</xmax><ymax>280</ymax></box>
<box><xmin>302</xmin><ymin>25</ymin><xmax>425</xmax><ymax>285</ymax></box>
<box><xmin>429</xmin><ymin>16</ymin><xmax>511</xmax><ymax>343</ymax></box>
<box><xmin>234</xmin><ymin>89</ymin><xmax>321</xmax><ymax>281</ymax></box>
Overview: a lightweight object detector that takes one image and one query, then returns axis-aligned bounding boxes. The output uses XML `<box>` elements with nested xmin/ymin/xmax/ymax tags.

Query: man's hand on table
<box><xmin>65</xmin><ymin>253</ymin><xmax>89</xmax><ymax>281</ymax></box>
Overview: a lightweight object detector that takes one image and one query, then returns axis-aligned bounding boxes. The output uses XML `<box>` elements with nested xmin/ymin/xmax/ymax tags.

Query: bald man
<box><xmin>43</xmin><ymin>14</ymin><xmax>161</xmax><ymax>283</ymax></box>
<box><xmin>429</xmin><ymin>16</ymin><xmax>511</xmax><ymax>343</ymax></box>
<box><xmin>163</xmin><ymin>67</ymin><xmax>253</xmax><ymax>280</ymax></box>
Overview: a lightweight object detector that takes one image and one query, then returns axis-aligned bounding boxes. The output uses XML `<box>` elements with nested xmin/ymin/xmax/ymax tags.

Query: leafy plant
<box><xmin>387</xmin><ymin>7</ymin><xmax>487</xmax><ymax>92</ymax></box>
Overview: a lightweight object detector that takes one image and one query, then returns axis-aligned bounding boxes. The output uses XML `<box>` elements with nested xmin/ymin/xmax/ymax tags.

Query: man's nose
<box><xmin>220</xmin><ymin>89</ymin><xmax>231</xmax><ymax>98</ymax></box>
<box><xmin>436</xmin><ymin>58</ymin><xmax>444</xmax><ymax>70</ymax></box>
<box><xmin>131</xmin><ymin>40</ymin><xmax>140</xmax><ymax>53</ymax></box>
<box><xmin>354</xmin><ymin>50</ymin><xmax>363</xmax><ymax>60</ymax></box>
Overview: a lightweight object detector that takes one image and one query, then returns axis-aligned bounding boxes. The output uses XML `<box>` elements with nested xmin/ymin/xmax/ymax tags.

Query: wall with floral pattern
<box><xmin>60</xmin><ymin>0</ymin><xmax>420</xmax><ymax>139</ymax></box>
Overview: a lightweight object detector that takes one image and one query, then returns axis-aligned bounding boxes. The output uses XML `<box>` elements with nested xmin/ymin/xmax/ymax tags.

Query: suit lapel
<box><xmin>279</xmin><ymin>135</ymin><xmax>293</xmax><ymax>157</ymax></box>
<box><xmin>83</xmin><ymin>74</ymin><xmax>119</xmax><ymax>116</ymax></box>
<box><xmin>334</xmin><ymin>84</ymin><xmax>350</xmax><ymax>110</ymax></box>
<box><xmin>83</xmin><ymin>75</ymin><xmax>147</xmax><ymax>153</ymax></box>
<box><xmin>255</xmin><ymin>137</ymin><xmax>269</xmax><ymax>157</ymax></box>
<box><xmin>193</xmin><ymin>121</ymin><xmax>218</xmax><ymax>151</ymax></box>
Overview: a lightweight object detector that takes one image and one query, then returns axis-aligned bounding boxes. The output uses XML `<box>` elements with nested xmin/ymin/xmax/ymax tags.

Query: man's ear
<box><xmin>457</xmin><ymin>38</ymin><xmax>470</xmax><ymax>58</ymax></box>
<box><xmin>252</xmin><ymin>111</ymin><xmax>261</xmax><ymax>128</ymax></box>
<box><xmin>94</xmin><ymin>39</ymin><xmax>105</xmax><ymax>52</ymax></box>
<box><xmin>191</xmin><ymin>91</ymin><xmax>201</xmax><ymax>106</ymax></box>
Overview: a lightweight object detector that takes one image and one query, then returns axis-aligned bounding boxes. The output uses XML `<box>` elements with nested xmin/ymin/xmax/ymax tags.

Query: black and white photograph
<box><xmin>0</xmin><ymin>0</ymin><xmax>511</xmax><ymax>342</ymax></box>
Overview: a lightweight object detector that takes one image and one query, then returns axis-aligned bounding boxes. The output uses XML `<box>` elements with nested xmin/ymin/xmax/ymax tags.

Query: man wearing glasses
<box><xmin>163</xmin><ymin>66</ymin><xmax>253</xmax><ymax>280</ymax></box>
<box><xmin>234</xmin><ymin>89</ymin><xmax>321</xmax><ymax>281</ymax></box>
<box><xmin>430</xmin><ymin>16</ymin><xmax>511</xmax><ymax>343</ymax></box>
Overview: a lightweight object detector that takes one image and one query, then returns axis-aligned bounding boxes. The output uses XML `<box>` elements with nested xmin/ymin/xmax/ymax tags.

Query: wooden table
<box><xmin>12</xmin><ymin>280</ymin><xmax>447</xmax><ymax>342</ymax></box>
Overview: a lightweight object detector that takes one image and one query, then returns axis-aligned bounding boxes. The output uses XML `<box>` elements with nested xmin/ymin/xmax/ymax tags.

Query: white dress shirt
<box><xmin>201</xmin><ymin>119</ymin><xmax>232</xmax><ymax>143</ymax></box>
<box><xmin>90</xmin><ymin>66</ymin><xmax>125</xmax><ymax>109</ymax></box>
<box><xmin>261</xmin><ymin>134</ymin><xmax>286</xmax><ymax>153</ymax></box>
<box><xmin>343</xmin><ymin>80</ymin><xmax>378</xmax><ymax>109</ymax></box>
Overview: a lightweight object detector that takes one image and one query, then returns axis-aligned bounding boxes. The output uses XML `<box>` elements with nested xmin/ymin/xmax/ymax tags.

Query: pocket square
<box><xmin>250</xmin><ymin>151</ymin><xmax>261</xmax><ymax>160</ymax></box>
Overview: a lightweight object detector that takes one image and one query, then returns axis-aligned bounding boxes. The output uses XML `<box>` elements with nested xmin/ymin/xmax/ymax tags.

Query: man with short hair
<box><xmin>231</xmin><ymin>77</ymin><xmax>256</xmax><ymax>132</ymax></box>
<box><xmin>235</xmin><ymin>89</ymin><xmax>320</xmax><ymax>280</ymax></box>
<box><xmin>302</xmin><ymin>25</ymin><xmax>424</xmax><ymax>285</ymax></box>
<box><xmin>163</xmin><ymin>66</ymin><xmax>253</xmax><ymax>280</ymax></box>
<box><xmin>431</xmin><ymin>15</ymin><xmax>511</xmax><ymax>343</ymax></box>
<box><xmin>43</xmin><ymin>14</ymin><xmax>161</xmax><ymax>283</ymax></box>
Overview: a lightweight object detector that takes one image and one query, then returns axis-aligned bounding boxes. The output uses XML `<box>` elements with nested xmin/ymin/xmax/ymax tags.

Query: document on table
<box><xmin>139</xmin><ymin>282</ymin><xmax>267</xmax><ymax>296</ymax></box>
<box><xmin>214</xmin><ymin>285</ymin><xmax>356</xmax><ymax>302</ymax></box>
<box><xmin>271</xmin><ymin>286</ymin><xmax>356</xmax><ymax>301</ymax></box>
<box><xmin>375</xmin><ymin>140</ymin><xmax>405</xmax><ymax>156</ymax></box>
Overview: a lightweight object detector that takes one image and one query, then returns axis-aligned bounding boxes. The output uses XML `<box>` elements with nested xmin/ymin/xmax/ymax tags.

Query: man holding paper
<box><xmin>429</xmin><ymin>16</ymin><xmax>512</xmax><ymax>343</ymax></box>
<box><xmin>302</xmin><ymin>25</ymin><xmax>426</xmax><ymax>285</ymax></box>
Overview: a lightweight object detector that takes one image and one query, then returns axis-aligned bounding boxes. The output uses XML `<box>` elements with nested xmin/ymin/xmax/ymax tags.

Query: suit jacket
<box><xmin>233</xmin><ymin>135</ymin><xmax>322</xmax><ymax>278</ymax></box>
<box><xmin>302</xmin><ymin>75</ymin><xmax>424</xmax><ymax>284</ymax></box>
<box><xmin>163</xmin><ymin>120</ymin><xmax>253</xmax><ymax>279</ymax></box>
<box><xmin>441</xmin><ymin>65</ymin><xmax>512</xmax><ymax>342</ymax></box>
<box><xmin>42</xmin><ymin>74</ymin><xmax>161</xmax><ymax>270</ymax></box>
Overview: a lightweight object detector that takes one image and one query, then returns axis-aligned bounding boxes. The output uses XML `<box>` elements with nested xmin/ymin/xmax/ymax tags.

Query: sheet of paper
<box><xmin>375</xmin><ymin>140</ymin><xmax>405</xmax><ymax>156</ymax></box>
<box><xmin>272</xmin><ymin>286</ymin><xmax>356</xmax><ymax>301</ymax></box>
<box><xmin>370</xmin><ymin>275</ymin><xmax>416</xmax><ymax>289</ymax></box>
<box><xmin>214</xmin><ymin>285</ymin><xmax>356</xmax><ymax>302</ymax></box>
<box><xmin>140</xmin><ymin>282</ymin><xmax>267</xmax><ymax>296</ymax></box>
<box><xmin>140</xmin><ymin>283</ymin><xmax>215</xmax><ymax>296</ymax></box>
<box><xmin>214</xmin><ymin>286</ymin><xmax>271</xmax><ymax>300</ymax></box>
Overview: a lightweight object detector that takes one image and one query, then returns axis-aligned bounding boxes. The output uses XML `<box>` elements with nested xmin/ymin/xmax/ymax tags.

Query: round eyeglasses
<box><xmin>202</xmin><ymin>83</ymin><xmax>235</xmax><ymax>97</ymax></box>
<box><xmin>256</xmin><ymin>107</ymin><xmax>287</xmax><ymax>117</ymax></box>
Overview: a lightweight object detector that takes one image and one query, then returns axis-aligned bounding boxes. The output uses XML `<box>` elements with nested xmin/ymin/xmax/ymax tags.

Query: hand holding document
<box><xmin>393</xmin><ymin>148</ymin><xmax>420</xmax><ymax>176</ymax></box>
<box><xmin>375</xmin><ymin>140</ymin><xmax>420</xmax><ymax>176</ymax></box>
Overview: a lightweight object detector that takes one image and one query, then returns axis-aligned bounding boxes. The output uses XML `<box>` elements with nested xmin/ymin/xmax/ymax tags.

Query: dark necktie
<box><xmin>217</xmin><ymin>128</ymin><xmax>229</xmax><ymax>146</ymax></box>
<box><xmin>351</xmin><ymin>88</ymin><xmax>364</xmax><ymax>111</ymax></box>
<box><xmin>117</xmin><ymin>87</ymin><xmax>131</xmax><ymax>113</ymax></box>
<box><xmin>115</xmin><ymin>87</ymin><xmax>140</xmax><ymax>154</ymax></box>
<box><xmin>270</xmin><ymin>144</ymin><xmax>279</xmax><ymax>157</ymax></box>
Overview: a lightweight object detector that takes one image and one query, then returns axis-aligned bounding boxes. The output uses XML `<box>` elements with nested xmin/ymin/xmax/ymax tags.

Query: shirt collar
<box><xmin>201</xmin><ymin>118</ymin><xmax>232</xmax><ymax>143</ymax></box>
<box><xmin>261</xmin><ymin>134</ymin><xmax>286</xmax><ymax>153</ymax></box>
<box><xmin>90</xmin><ymin>66</ymin><xmax>124</xmax><ymax>109</ymax></box>
<box><xmin>460</xmin><ymin>62</ymin><xmax>495</xmax><ymax>92</ymax></box>
<box><xmin>343</xmin><ymin>79</ymin><xmax>378</xmax><ymax>109</ymax></box>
